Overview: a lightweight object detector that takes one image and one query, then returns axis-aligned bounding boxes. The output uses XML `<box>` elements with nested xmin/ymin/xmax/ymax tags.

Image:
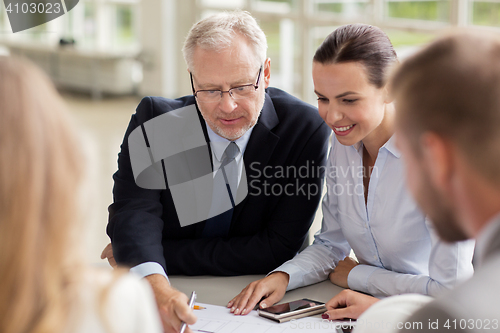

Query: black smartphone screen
<box><xmin>263</xmin><ymin>299</ymin><xmax>323</xmax><ymax>315</ymax></box>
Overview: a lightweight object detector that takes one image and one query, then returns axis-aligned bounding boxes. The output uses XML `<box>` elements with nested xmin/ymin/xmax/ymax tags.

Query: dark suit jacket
<box><xmin>107</xmin><ymin>87</ymin><xmax>331</xmax><ymax>275</ymax></box>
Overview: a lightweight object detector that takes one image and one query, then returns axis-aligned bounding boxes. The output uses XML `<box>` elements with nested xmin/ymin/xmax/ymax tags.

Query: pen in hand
<box><xmin>180</xmin><ymin>291</ymin><xmax>197</xmax><ymax>333</ymax></box>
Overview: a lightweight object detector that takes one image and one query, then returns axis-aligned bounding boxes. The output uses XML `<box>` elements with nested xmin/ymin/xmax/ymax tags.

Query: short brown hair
<box><xmin>392</xmin><ymin>30</ymin><xmax>500</xmax><ymax>185</ymax></box>
<box><xmin>313</xmin><ymin>24</ymin><xmax>397</xmax><ymax>88</ymax></box>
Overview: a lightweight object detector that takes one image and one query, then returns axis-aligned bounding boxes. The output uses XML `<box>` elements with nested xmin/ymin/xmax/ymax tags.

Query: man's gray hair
<box><xmin>182</xmin><ymin>11</ymin><xmax>268</xmax><ymax>73</ymax></box>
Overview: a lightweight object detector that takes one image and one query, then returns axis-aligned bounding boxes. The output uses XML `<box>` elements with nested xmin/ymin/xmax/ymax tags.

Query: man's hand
<box><xmin>323</xmin><ymin>289</ymin><xmax>379</xmax><ymax>320</ymax></box>
<box><xmin>146</xmin><ymin>274</ymin><xmax>197</xmax><ymax>333</ymax></box>
<box><xmin>100</xmin><ymin>243</ymin><xmax>117</xmax><ymax>268</ymax></box>
<box><xmin>329</xmin><ymin>257</ymin><xmax>359</xmax><ymax>289</ymax></box>
<box><xmin>226</xmin><ymin>272</ymin><xmax>289</xmax><ymax>315</ymax></box>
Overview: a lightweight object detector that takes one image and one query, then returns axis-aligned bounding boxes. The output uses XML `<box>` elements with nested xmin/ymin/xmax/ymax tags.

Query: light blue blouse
<box><xmin>275</xmin><ymin>135</ymin><xmax>475</xmax><ymax>297</ymax></box>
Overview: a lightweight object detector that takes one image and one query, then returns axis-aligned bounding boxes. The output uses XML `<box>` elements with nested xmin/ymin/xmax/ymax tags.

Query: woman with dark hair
<box><xmin>228</xmin><ymin>24</ymin><xmax>475</xmax><ymax>316</ymax></box>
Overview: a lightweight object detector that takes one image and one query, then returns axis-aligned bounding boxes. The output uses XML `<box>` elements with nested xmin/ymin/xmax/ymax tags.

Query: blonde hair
<box><xmin>0</xmin><ymin>57</ymin><xmax>84</xmax><ymax>333</ymax></box>
<box><xmin>182</xmin><ymin>10</ymin><xmax>268</xmax><ymax>73</ymax></box>
<box><xmin>392</xmin><ymin>30</ymin><xmax>500</xmax><ymax>186</ymax></box>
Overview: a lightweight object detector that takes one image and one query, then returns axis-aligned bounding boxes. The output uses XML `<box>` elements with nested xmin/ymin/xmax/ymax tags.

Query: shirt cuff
<box><xmin>347</xmin><ymin>264</ymin><xmax>378</xmax><ymax>294</ymax></box>
<box><xmin>130</xmin><ymin>262</ymin><xmax>170</xmax><ymax>284</ymax></box>
<box><xmin>269</xmin><ymin>262</ymin><xmax>305</xmax><ymax>291</ymax></box>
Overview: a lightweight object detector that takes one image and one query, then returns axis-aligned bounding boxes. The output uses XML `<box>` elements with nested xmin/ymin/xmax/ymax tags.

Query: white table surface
<box><xmin>169</xmin><ymin>275</ymin><xmax>345</xmax><ymax>307</ymax></box>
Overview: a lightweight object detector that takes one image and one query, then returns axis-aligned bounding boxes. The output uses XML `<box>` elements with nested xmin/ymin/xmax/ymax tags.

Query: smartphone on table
<box><xmin>258</xmin><ymin>298</ymin><xmax>356</xmax><ymax>332</ymax></box>
<box><xmin>258</xmin><ymin>298</ymin><xmax>326</xmax><ymax>323</ymax></box>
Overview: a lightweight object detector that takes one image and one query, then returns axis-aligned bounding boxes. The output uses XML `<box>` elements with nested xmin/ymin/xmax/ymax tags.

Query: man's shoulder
<box><xmin>443</xmin><ymin>253</ymin><xmax>500</xmax><ymax>312</ymax></box>
<box><xmin>266</xmin><ymin>87</ymin><xmax>325</xmax><ymax>130</ymax></box>
<box><xmin>266</xmin><ymin>87</ymin><xmax>316</xmax><ymax>112</ymax></box>
<box><xmin>135</xmin><ymin>95</ymin><xmax>196</xmax><ymax>122</ymax></box>
<box><xmin>407</xmin><ymin>254</ymin><xmax>500</xmax><ymax>332</ymax></box>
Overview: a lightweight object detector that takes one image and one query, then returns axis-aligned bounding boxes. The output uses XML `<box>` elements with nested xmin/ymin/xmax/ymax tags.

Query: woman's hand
<box><xmin>322</xmin><ymin>289</ymin><xmax>379</xmax><ymax>320</ymax></box>
<box><xmin>226</xmin><ymin>272</ymin><xmax>289</xmax><ymax>315</ymax></box>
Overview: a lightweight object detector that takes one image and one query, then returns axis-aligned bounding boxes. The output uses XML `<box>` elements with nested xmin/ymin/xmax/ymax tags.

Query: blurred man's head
<box><xmin>392</xmin><ymin>31</ymin><xmax>500</xmax><ymax>242</ymax></box>
<box><xmin>182</xmin><ymin>11</ymin><xmax>270</xmax><ymax>141</ymax></box>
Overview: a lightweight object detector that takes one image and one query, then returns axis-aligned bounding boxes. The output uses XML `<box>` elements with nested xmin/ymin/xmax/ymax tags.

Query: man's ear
<box><xmin>263</xmin><ymin>58</ymin><xmax>271</xmax><ymax>89</ymax></box>
<box><xmin>420</xmin><ymin>132</ymin><xmax>455</xmax><ymax>193</ymax></box>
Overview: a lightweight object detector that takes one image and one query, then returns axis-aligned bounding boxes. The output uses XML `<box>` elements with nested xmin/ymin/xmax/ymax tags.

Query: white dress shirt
<box><xmin>131</xmin><ymin>123</ymin><xmax>254</xmax><ymax>280</ymax></box>
<box><xmin>273</xmin><ymin>135</ymin><xmax>475</xmax><ymax>297</ymax></box>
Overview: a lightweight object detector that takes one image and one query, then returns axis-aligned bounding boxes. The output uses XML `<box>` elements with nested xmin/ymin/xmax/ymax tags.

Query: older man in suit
<box><xmin>102</xmin><ymin>10</ymin><xmax>330</xmax><ymax>332</ymax></box>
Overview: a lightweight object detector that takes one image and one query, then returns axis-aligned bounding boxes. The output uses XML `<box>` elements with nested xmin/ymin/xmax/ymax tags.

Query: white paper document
<box><xmin>190</xmin><ymin>303</ymin><xmax>355</xmax><ymax>333</ymax></box>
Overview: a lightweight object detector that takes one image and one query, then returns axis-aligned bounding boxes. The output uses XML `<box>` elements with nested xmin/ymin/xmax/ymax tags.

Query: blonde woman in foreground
<box><xmin>0</xmin><ymin>57</ymin><xmax>164</xmax><ymax>333</ymax></box>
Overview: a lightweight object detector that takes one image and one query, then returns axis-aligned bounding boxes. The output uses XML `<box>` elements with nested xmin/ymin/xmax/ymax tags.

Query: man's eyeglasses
<box><xmin>190</xmin><ymin>65</ymin><xmax>263</xmax><ymax>103</ymax></box>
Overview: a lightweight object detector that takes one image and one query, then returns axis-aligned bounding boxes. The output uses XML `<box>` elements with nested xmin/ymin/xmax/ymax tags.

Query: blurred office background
<box><xmin>1</xmin><ymin>0</ymin><xmax>499</xmax><ymax>265</ymax></box>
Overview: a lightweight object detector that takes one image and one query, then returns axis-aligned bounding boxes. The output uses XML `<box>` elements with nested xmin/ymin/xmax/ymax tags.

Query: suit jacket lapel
<box><xmin>193</xmin><ymin>100</ymin><xmax>213</xmax><ymax>237</ymax></box>
<box><xmin>231</xmin><ymin>92</ymin><xmax>280</xmax><ymax>226</ymax></box>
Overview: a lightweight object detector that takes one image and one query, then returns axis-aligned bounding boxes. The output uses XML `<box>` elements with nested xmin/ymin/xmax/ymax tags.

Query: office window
<box><xmin>0</xmin><ymin>0</ymin><xmax>139</xmax><ymax>50</ymax></box>
<box><xmin>385</xmin><ymin>29</ymin><xmax>434</xmax><ymax>47</ymax></box>
<box><xmin>311</xmin><ymin>26</ymin><xmax>434</xmax><ymax>56</ymax></box>
<box><xmin>472</xmin><ymin>0</ymin><xmax>500</xmax><ymax>27</ymax></box>
<box><xmin>0</xmin><ymin>7</ymin><xmax>49</xmax><ymax>42</ymax></box>
<box><xmin>201</xmin><ymin>0</ymin><xmax>246</xmax><ymax>8</ymax></box>
<box><xmin>116</xmin><ymin>5</ymin><xmax>133</xmax><ymax>41</ymax></box>
<box><xmin>253</xmin><ymin>0</ymin><xmax>299</xmax><ymax>13</ymax></box>
<box><xmin>259</xmin><ymin>19</ymin><xmax>302</xmax><ymax>95</ymax></box>
<box><xmin>62</xmin><ymin>1</ymin><xmax>98</xmax><ymax>47</ymax></box>
<box><xmin>386</xmin><ymin>0</ymin><xmax>451</xmax><ymax>22</ymax></box>
<box><xmin>82</xmin><ymin>2</ymin><xmax>97</xmax><ymax>46</ymax></box>
<box><xmin>4</xmin><ymin>0</ymin><xmax>500</xmax><ymax>99</ymax></box>
<box><xmin>312</xmin><ymin>0</ymin><xmax>370</xmax><ymax>19</ymax></box>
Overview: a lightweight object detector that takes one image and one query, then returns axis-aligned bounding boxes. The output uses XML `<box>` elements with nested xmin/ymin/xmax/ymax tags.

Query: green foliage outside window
<box><xmin>385</xmin><ymin>29</ymin><xmax>434</xmax><ymax>47</ymax></box>
<box><xmin>116</xmin><ymin>5</ymin><xmax>134</xmax><ymax>45</ymax></box>
<box><xmin>316</xmin><ymin>2</ymin><xmax>368</xmax><ymax>16</ymax></box>
<box><xmin>473</xmin><ymin>1</ymin><xmax>500</xmax><ymax>27</ymax></box>
<box><xmin>387</xmin><ymin>1</ymin><xmax>450</xmax><ymax>22</ymax></box>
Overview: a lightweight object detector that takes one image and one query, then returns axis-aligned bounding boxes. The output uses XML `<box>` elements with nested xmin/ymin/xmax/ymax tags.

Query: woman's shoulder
<box><xmin>82</xmin><ymin>268</ymin><xmax>159</xmax><ymax>313</ymax></box>
<box><xmin>71</xmin><ymin>268</ymin><xmax>162</xmax><ymax>333</ymax></box>
<box><xmin>82</xmin><ymin>267</ymin><xmax>149</xmax><ymax>296</ymax></box>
